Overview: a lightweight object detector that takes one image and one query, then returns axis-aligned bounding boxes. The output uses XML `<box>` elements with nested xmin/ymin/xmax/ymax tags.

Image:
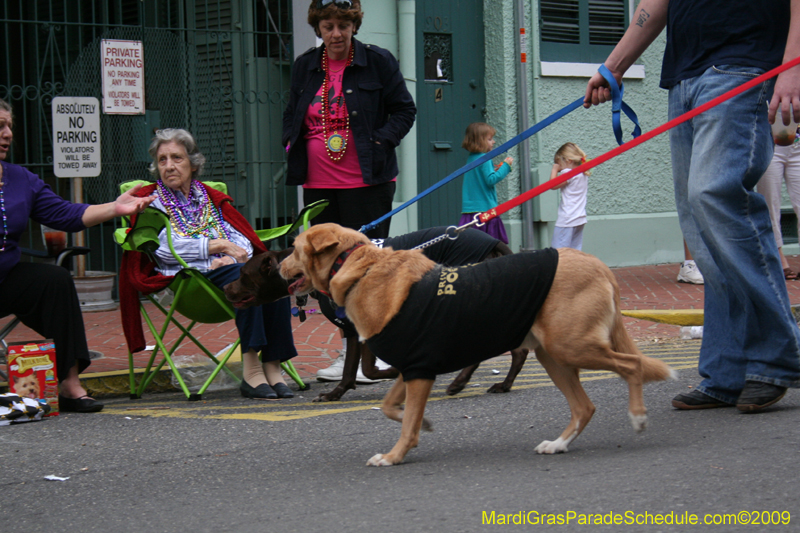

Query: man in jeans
<box><xmin>585</xmin><ymin>0</ymin><xmax>800</xmax><ymax>411</ymax></box>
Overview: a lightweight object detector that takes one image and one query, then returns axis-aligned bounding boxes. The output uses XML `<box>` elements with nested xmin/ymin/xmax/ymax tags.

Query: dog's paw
<box><xmin>629</xmin><ymin>412</ymin><xmax>648</xmax><ymax>432</ymax></box>
<box><xmin>486</xmin><ymin>382</ymin><xmax>511</xmax><ymax>394</ymax></box>
<box><xmin>367</xmin><ymin>454</ymin><xmax>397</xmax><ymax>466</ymax></box>
<box><xmin>535</xmin><ymin>438</ymin><xmax>569</xmax><ymax>454</ymax></box>
<box><xmin>445</xmin><ymin>383</ymin><xmax>465</xmax><ymax>396</ymax></box>
<box><xmin>312</xmin><ymin>393</ymin><xmax>340</xmax><ymax>403</ymax></box>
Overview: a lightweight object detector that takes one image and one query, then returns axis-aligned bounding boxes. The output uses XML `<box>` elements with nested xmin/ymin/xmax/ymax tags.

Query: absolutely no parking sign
<box><xmin>52</xmin><ymin>96</ymin><xmax>101</xmax><ymax>178</ymax></box>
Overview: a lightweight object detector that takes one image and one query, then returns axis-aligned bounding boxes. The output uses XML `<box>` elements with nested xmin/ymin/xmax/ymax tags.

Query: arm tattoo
<box><xmin>636</xmin><ymin>9</ymin><xmax>651</xmax><ymax>28</ymax></box>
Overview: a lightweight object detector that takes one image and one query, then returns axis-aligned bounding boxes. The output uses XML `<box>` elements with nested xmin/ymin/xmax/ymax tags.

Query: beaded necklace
<box><xmin>0</xmin><ymin>164</ymin><xmax>6</xmax><ymax>252</ymax></box>
<box><xmin>156</xmin><ymin>180</ymin><xmax>231</xmax><ymax>240</ymax></box>
<box><xmin>321</xmin><ymin>45</ymin><xmax>355</xmax><ymax>162</ymax></box>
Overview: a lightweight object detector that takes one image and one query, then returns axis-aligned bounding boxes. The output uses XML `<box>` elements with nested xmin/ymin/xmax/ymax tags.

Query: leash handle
<box><xmin>598</xmin><ymin>64</ymin><xmax>642</xmax><ymax>146</ymax></box>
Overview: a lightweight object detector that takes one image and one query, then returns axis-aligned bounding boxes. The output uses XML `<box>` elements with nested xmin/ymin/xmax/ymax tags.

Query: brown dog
<box><xmin>224</xmin><ymin>229</ymin><xmax>529</xmax><ymax>401</ymax></box>
<box><xmin>280</xmin><ymin>223</ymin><xmax>676</xmax><ymax>466</ymax></box>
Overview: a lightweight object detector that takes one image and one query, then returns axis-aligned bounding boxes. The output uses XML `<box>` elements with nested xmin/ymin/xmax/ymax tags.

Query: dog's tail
<box><xmin>610</xmin><ymin>284</ymin><xmax>677</xmax><ymax>383</ymax></box>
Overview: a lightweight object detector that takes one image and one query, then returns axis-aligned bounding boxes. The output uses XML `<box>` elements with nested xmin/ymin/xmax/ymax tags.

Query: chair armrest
<box><xmin>254</xmin><ymin>199</ymin><xmax>330</xmax><ymax>244</ymax></box>
<box><xmin>20</xmin><ymin>246</ymin><xmax>90</xmax><ymax>268</ymax></box>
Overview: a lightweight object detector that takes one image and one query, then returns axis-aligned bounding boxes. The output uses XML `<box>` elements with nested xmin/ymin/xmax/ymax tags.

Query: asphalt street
<box><xmin>3</xmin><ymin>340</ymin><xmax>799</xmax><ymax>533</ymax></box>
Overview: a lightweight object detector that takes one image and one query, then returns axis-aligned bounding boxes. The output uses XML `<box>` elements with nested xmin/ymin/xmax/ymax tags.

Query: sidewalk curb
<box><xmin>82</xmin><ymin>368</ymin><xmax>180</xmax><ymax>398</ymax></box>
<box><xmin>622</xmin><ymin>304</ymin><xmax>800</xmax><ymax>327</ymax></box>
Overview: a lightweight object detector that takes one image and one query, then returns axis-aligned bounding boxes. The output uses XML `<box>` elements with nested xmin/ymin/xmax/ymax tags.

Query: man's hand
<box><xmin>769</xmin><ymin>65</ymin><xmax>800</xmax><ymax>125</ymax></box>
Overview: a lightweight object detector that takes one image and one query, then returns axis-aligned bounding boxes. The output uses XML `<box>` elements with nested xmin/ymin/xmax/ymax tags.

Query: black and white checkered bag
<box><xmin>0</xmin><ymin>393</ymin><xmax>51</xmax><ymax>426</ymax></box>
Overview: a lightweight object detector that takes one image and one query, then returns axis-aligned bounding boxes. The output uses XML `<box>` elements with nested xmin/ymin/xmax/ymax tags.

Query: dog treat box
<box><xmin>7</xmin><ymin>340</ymin><xmax>59</xmax><ymax>416</ymax></box>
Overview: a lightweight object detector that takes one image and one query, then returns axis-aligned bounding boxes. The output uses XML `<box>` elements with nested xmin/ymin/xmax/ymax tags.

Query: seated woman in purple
<box><xmin>0</xmin><ymin>98</ymin><xmax>153</xmax><ymax>413</ymax></box>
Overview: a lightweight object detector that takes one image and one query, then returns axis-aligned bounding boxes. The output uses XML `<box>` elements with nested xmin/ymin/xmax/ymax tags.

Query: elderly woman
<box><xmin>283</xmin><ymin>0</ymin><xmax>415</xmax><ymax>381</ymax></box>
<box><xmin>283</xmin><ymin>0</ymin><xmax>416</xmax><ymax>240</ymax></box>
<box><xmin>0</xmin><ymin>98</ymin><xmax>153</xmax><ymax>412</ymax></box>
<box><xmin>122</xmin><ymin>129</ymin><xmax>297</xmax><ymax>400</ymax></box>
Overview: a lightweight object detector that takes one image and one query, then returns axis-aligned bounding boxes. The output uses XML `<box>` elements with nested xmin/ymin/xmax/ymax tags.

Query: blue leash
<box><xmin>359</xmin><ymin>68</ymin><xmax>641</xmax><ymax>234</ymax></box>
<box><xmin>359</xmin><ymin>96</ymin><xmax>584</xmax><ymax>234</ymax></box>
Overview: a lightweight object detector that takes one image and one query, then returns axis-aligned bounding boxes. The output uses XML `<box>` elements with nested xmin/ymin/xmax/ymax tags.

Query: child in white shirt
<box><xmin>549</xmin><ymin>142</ymin><xmax>590</xmax><ymax>250</ymax></box>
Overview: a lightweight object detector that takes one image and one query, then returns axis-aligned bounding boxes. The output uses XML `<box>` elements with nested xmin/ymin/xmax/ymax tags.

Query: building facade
<box><xmin>4</xmin><ymin>1</ymin><xmax>788</xmax><ymax>273</ymax></box>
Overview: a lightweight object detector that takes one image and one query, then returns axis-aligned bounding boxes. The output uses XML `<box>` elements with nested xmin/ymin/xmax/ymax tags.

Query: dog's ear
<box><xmin>306</xmin><ymin>232</ymin><xmax>340</xmax><ymax>255</ymax></box>
<box><xmin>260</xmin><ymin>253</ymin><xmax>278</xmax><ymax>275</ymax></box>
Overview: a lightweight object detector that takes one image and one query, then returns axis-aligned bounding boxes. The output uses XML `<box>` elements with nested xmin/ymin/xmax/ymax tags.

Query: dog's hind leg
<box><xmin>369</xmin><ymin>378</ymin><xmax>435</xmax><ymax>466</ymax></box>
<box><xmin>487</xmin><ymin>347</ymin><xmax>530</xmax><ymax>393</ymax></box>
<box><xmin>533</xmin><ymin>350</ymin><xmax>595</xmax><ymax>455</ymax></box>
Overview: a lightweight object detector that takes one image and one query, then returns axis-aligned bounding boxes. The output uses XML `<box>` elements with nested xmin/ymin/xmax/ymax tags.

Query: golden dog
<box><xmin>280</xmin><ymin>223</ymin><xmax>675</xmax><ymax>466</ymax></box>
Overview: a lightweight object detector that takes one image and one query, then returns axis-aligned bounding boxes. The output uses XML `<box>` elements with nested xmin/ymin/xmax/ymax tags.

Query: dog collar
<box><xmin>328</xmin><ymin>244</ymin><xmax>365</xmax><ymax>281</ymax></box>
<box><xmin>317</xmin><ymin>244</ymin><xmax>365</xmax><ymax>299</ymax></box>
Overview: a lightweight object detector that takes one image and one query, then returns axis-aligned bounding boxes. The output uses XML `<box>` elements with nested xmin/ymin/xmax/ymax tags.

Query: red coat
<box><xmin>119</xmin><ymin>182</ymin><xmax>267</xmax><ymax>352</ymax></box>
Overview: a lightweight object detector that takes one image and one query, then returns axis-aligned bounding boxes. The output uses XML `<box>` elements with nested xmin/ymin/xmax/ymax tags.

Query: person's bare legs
<box><xmin>58</xmin><ymin>364</ymin><xmax>92</xmax><ymax>399</ymax></box>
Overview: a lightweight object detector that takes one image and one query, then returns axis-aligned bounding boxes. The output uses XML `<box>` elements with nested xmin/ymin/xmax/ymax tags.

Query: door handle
<box><xmin>432</xmin><ymin>142</ymin><xmax>452</xmax><ymax>151</ymax></box>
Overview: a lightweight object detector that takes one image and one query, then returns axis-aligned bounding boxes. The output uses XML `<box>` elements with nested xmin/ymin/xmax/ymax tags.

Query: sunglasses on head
<box><xmin>318</xmin><ymin>0</ymin><xmax>353</xmax><ymax>9</ymax></box>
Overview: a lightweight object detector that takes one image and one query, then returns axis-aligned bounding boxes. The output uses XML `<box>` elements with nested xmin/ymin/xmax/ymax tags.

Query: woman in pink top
<box><xmin>282</xmin><ymin>0</ymin><xmax>416</xmax><ymax>239</ymax></box>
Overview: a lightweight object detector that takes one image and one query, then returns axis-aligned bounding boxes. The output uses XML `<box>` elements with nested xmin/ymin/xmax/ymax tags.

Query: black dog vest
<box><xmin>315</xmin><ymin>227</ymin><xmax>501</xmax><ymax>337</ymax></box>
<box><xmin>366</xmin><ymin>249</ymin><xmax>559</xmax><ymax>381</ymax></box>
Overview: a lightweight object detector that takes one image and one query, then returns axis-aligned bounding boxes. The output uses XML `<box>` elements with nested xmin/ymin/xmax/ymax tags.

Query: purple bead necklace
<box><xmin>156</xmin><ymin>179</ymin><xmax>231</xmax><ymax>240</ymax></box>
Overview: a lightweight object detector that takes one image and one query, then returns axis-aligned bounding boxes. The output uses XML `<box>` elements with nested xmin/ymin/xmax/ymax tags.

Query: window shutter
<box><xmin>541</xmin><ymin>1</ymin><xmax>580</xmax><ymax>44</ymax></box>
<box><xmin>540</xmin><ymin>0</ymin><xmax>628</xmax><ymax>63</ymax></box>
<box><xmin>589</xmin><ymin>0</ymin><xmax>626</xmax><ymax>45</ymax></box>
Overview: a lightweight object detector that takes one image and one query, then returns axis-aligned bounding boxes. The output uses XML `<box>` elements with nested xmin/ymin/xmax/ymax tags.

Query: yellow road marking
<box><xmin>101</xmin><ymin>349</ymin><xmax>699</xmax><ymax>422</ymax></box>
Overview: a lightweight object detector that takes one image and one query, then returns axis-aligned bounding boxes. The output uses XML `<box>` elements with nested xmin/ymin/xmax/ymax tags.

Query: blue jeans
<box><xmin>669</xmin><ymin>65</ymin><xmax>800</xmax><ymax>403</ymax></box>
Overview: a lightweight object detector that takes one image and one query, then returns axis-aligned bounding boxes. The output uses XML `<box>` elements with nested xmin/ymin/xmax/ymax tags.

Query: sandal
<box><xmin>783</xmin><ymin>268</ymin><xmax>798</xmax><ymax>281</ymax></box>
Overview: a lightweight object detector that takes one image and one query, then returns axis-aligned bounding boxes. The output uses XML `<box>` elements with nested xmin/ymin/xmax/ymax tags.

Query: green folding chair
<box><xmin>115</xmin><ymin>180</ymin><xmax>328</xmax><ymax>400</ymax></box>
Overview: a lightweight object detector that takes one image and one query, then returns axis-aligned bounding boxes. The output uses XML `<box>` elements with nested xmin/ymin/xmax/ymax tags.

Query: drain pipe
<box><xmin>396</xmin><ymin>0</ymin><xmax>418</xmax><ymax>230</ymax></box>
<box><xmin>515</xmin><ymin>0</ymin><xmax>536</xmax><ymax>251</ymax></box>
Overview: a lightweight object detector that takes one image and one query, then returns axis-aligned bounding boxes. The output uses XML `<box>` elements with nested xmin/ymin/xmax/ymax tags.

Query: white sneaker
<box><xmin>316</xmin><ymin>353</ymin><xmax>345</xmax><ymax>381</ymax></box>
<box><xmin>677</xmin><ymin>260</ymin><xmax>704</xmax><ymax>285</ymax></box>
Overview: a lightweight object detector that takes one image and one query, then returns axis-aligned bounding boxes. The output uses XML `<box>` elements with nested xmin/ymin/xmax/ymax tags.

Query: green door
<box><xmin>416</xmin><ymin>0</ymin><xmax>486</xmax><ymax>228</ymax></box>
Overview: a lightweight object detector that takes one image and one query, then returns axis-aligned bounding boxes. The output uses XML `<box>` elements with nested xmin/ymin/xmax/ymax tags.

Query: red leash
<box><xmin>478</xmin><ymin>55</ymin><xmax>800</xmax><ymax>225</ymax></box>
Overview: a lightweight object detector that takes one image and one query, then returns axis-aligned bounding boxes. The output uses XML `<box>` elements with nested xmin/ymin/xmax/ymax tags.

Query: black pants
<box><xmin>303</xmin><ymin>181</ymin><xmax>396</xmax><ymax>239</ymax></box>
<box><xmin>0</xmin><ymin>262</ymin><xmax>91</xmax><ymax>381</ymax></box>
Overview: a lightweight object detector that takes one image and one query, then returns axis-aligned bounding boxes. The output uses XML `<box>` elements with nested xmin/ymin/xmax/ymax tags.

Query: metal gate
<box><xmin>1</xmin><ymin>0</ymin><xmax>296</xmax><ymax>289</ymax></box>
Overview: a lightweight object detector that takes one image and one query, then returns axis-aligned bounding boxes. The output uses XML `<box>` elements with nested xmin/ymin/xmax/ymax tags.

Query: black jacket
<box><xmin>282</xmin><ymin>38</ymin><xmax>416</xmax><ymax>186</ymax></box>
